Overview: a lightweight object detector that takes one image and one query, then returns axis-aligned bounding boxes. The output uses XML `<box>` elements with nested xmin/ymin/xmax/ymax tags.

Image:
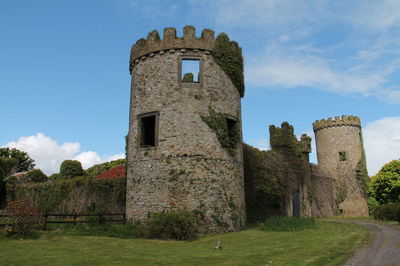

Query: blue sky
<box><xmin>1</xmin><ymin>0</ymin><xmax>399</xmax><ymax>175</ymax></box>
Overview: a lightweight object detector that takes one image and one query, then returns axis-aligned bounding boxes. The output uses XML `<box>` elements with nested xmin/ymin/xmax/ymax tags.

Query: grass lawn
<box><xmin>0</xmin><ymin>220</ymin><xmax>370</xmax><ymax>265</ymax></box>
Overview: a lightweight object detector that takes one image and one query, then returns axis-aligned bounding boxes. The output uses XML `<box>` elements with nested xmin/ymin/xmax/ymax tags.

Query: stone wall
<box><xmin>310</xmin><ymin>165</ymin><xmax>336</xmax><ymax>217</ymax></box>
<box><xmin>126</xmin><ymin>26</ymin><xmax>245</xmax><ymax>232</ymax></box>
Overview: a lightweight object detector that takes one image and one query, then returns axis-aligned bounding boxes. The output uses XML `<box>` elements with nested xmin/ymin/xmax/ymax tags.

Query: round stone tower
<box><xmin>126</xmin><ymin>26</ymin><xmax>246</xmax><ymax>232</ymax></box>
<box><xmin>313</xmin><ymin>115</ymin><xmax>369</xmax><ymax>217</ymax></box>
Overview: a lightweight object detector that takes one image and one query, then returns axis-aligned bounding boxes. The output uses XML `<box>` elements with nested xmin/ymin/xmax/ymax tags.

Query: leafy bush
<box><xmin>374</xmin><ymin>202</ymin><xmax>400</xmax><ymax>221</ymax></box>
<box><xmin>260</xmin><ymin>216</ymin><xmax>316</xmax><ymax>232</ymax></box>
<box><xmin>26</xmin><ymin>169</ymin><xmax>48</xmax><ymax>183</ymax></box>
<box><xmin>48</xmin><ymin>173</ymin><xmax>59</xmax><ymax>181</ymax></box>
<box><xmin>368</xmin><ymin>197</ymin><xmax>379</xmax><ymax>216</ymax></box>
<box><xmin>369</xmin><ymin>160</ymin><xmax>400</xmax><ymax>204</ymax></box>
<box><xmin>4</xmin><ymin>199</ymin><xmax>44</xmax><ymax>236</ymax></box>
<box><xmin>145</xmin><ymin>210</ymin><xmax>198</xmax><ymax>240</ymax></box>
<box><xmin>60</xmin><ymin>160</ymin><xmax>83</xmax><ymax>179</ymax></box>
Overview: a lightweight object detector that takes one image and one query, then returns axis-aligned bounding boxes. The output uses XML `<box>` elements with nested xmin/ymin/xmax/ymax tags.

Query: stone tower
<box><xmin>126</xmin><ymin>26</ymin><xmax>246</xmax><ymax>232</ymax></box>
<box><xmin>313</xmin><ymin>115</ymin><xmax>369</xmax><ymax>217</ymax></box>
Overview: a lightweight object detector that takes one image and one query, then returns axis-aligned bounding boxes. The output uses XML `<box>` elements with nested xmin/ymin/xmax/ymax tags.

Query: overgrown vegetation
<box><xmin>145</xmin><ymin>209</ymin><xmax>198</xmax><ymax>240</ymax></box>
<box><xmin>335</xmin><ymin>183</ymin><xmax>348</xmax><ymax>213</ymax></box>
<box><xmin>244</xmin><ymin>123</ymin><xmax>312</xmax><ymax>223</ymax></box>
<box><xmin>243</xmin><ymin>144</ymin><xmax>282</xmax><ymax>223</ymax></box>
<box><xmin>85</xmin><ymin>158</ymin><xmax>126</xmax><ymax>177</ymax></box>
<box><xmin>182</xmin><ymin>73</ymin><xmax>194</xmax><ymax>83</ymax></box>
<box><xmin>0</xmin><ymin>147</ymin><xmax>35</xmax><ymax>172</ymax></box>
<box><xmin>367</xmin><ymin>196</ymin><xmax>379</xmax><ymax>216</ymax></box>
<box><xmin>369</xmin><ymin>159</ymin><xmax>400</xmax><ymax>205</ymax></box>
<box><xmin>6</xmin><ymin>176</ymin><xmax>126</xmax><ymax>214</ymax></box>
<box><xmin>201</xmin><ymin>105</ymin><xmax>240</xmax><ymax>155</ymax></box>
<box><xmin>59</xmin><ymin>160</ymin><xmax>83</xmax><ymax>179</ymax></box>
<box><xmin>355</xmin><ymin>159</ymin><xmax>369</xmax><ymax>197</ymax></box>
<box><xmin>212</xmin><ymin>33</ymin><xmax>244</xmax><ymax>97</ymax></box>
<box><xmin>26</xmin><ymin>169</ymin><xmax>48</xmax><ymax>183</ymax></box>
<box><xmin>260</xmin><ymin>216</ymin><xmax>316</xmax><ymax>231</ymax></box>
<box><xmin>4</xmin><ymin>199</ymin><xmax>44</xmax><ymax>236</ymax></box>
<box><xmin>374</xmin><ymin>202</ymin><xmax>400</xmax><ymax>222</ymax></box>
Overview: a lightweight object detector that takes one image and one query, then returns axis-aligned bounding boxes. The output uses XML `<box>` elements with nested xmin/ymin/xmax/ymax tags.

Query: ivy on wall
<box><xmin>356</xmin><ymin>133</ymin><xmax>369</xmax><ymax>197</ymax></box>
<box><xmin>201</xmin><ymin>106</ymin><xmax>240</xmax><ymax>155</ymax></box>
<box><xmin>212</xmin><ymin>33</ymin><xmax>245</xmax><ymax>97</ymax></box>
<box><xmin>7</xmin><ymin>177</ymin><xmax>126</xmax><ymax>214</ymax></box>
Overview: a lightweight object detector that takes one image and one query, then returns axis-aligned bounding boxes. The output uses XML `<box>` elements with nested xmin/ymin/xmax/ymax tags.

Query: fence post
<box><xmin>123</xmin><ymin>213</ymin><xmax>126</xmax><ymax>224</ymax></box>
<box><xmin>43</xmin><ymin>214</ymin><xmax>47</xmax><ymax>231</ymax></box>
<box><xmin>73</xmin><ymin>214</ymin><xmax>77</xmax><ymax>226</ymax></box>
<box><xmin>99</xmin><ymin>214</ymin><xmax>103</xmax><ymax>225</ymax></box>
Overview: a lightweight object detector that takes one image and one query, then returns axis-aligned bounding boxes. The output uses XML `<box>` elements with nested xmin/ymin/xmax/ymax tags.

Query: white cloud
<box><xmin>247</xmin><ymin>138</ymin><xmax>270</xmax><ymax>151</ymax></box>
<box><xmin>209</xmin><ymin>0</ymin><xmax>400</xmax><ymax>103</ymax></box>
<box><xmin>363</xmin><ymin>116</ymin><xmax>400</xmax><ymax>175</ymax></box>
<box><xmin>3</xmin><ymin>133</ymin><xmax>124</xmax><ymax>175</ymax></box>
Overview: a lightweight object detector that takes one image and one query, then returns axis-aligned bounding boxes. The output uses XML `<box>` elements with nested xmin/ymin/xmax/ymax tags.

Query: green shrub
<box><xmin>145</xmin><ymin>210</ymin><xmax>198</xmax><ymax>240</ymax></box>
<box><xmin>368</xmin><ymin>196</ymin><xmax>379</xmax><ymax>216</ymax></box>
<box><xmin>4</xmin><ymin>199</ymin><xmax>44</xmax><ymax>236</ymax></box>
<box><xmin>374</xmin><ymin>202</ymin><xmax>400</xmax><ymax>221</ymax></box>
<box><xmin>48</xmin><ymin>173</ymin><xmax>59</xmax><ymax>181</ymax></box>
<box><xmin>60</xmin><ymin>160</ymin><xmax>83</xmax><ymax>179</ymax></box>
<box><xmin>260</xmin><ymin>216</ymin><xmax>316</xmax><ymax>232</ymax></box>
<box><xmin>26</xmin><ymin>169</ymin><xmax>48</xmax><ymax>183</ymax></box>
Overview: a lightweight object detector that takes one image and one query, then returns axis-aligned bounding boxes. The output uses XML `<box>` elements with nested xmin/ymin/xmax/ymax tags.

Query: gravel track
<box><xmin>339</xmin><ymin>220</ymin><xmax>400</xmax><ymax>266</ymax></box>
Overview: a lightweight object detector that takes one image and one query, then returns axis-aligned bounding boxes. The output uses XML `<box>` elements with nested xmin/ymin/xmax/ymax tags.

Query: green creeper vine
<box><xmin>212</xmin><ymin>33</ymin><xmax>245</xmax><ymax>97</ymax></box>
<box><xmin>201</xmin><ymin>106</ymin><xmax>240</xmax><ymax>155</ymax></box>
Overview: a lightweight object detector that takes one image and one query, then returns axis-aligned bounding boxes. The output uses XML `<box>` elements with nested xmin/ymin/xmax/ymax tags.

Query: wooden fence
<box><xmin>0</xmin><ymin>213</ymin><xmax>126</xmax><ymax>230</ymax></box>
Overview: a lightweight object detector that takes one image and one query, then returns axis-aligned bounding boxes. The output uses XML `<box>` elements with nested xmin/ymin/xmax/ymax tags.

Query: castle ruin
<box><xmin>126</xmin><ymin>26</ymin><xmax>369</xmax><ymax>232</ymax></box>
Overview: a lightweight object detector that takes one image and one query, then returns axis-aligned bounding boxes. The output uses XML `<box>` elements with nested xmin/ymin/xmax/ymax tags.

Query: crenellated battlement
<box><xmin>313</xmin><ymin>115</ymin><xmax>361</xmax><ymax>132</ymax></box>
<box><xmin>129</xmin><ymin>26</ymin><xmax>215</xmax><ymax>73</ymax></box>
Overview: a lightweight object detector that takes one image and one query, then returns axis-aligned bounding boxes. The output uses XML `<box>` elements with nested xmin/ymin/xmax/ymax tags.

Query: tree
<box><xmin>369</xmin><ymin>160</ymin><xmax>400</xmax><ymax>204</ymax></box>
<box><xmin>0</xmin><ymin>147</ymin><xmax>35</xmax><ymax>172</ymax></box>
<box><xmin>26</xmin><ymin>169</ymin><xmax>48</xmax><ymax>183</ymax></box>
<box><xmin>59</xmin><ymin>160</ymin><xmax>83</xmax><ymax>179</ymax></box>
<box><xmin>0</xmin><ymin>157</ymin><xmax>18</xmax><ymax>208</ymax></box>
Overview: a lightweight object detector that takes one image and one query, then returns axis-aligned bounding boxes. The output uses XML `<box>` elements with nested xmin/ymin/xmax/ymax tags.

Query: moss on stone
<box><xmin>212</xmin><ymin>33</ymin><xmax>245</xmax><ymax>97</ymax></box>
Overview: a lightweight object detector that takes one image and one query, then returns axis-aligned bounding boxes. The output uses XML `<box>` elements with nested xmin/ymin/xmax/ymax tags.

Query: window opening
<box><xmin>181</xmin><ymin>59</ymin><xmax>200</xmax><ymax>83</ymax></box>
<box><xmin>339</xmin><ymin>151</ymin><xmax>347</xmax><ymax>162</ymax></box>
<box><xmin>139</xmin><ymin>114</ymin><xmax>157</xmax><ymax>147</ymax></box>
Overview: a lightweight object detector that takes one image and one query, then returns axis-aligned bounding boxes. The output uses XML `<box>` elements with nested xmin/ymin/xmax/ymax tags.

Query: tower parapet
<box><xmin>313</xmin><ymin>115</ymin><xmax>361</xmax><ymax>132</ymax></box>
<box><xmin>129</xmin><ymin>26</ymin><xmax>215</xmax><ymax>73</ymax></box>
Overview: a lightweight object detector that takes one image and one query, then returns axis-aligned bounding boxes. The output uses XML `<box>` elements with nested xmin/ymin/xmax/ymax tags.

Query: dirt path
<box><xmin>337</xmin><ymin>220</ymin><xmax>400</xmax><ymax>266</ymax></box>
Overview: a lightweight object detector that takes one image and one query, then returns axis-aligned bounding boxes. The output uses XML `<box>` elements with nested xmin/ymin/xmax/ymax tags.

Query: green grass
<box><xmin>0</xmin><ymin>220</ymin><xmax>370</xmax><ymax>265</ymax></box>
<box><xmin>260</xmin><ymin>217</ymin><xmax>316</xmax><ymax>231</ymax></box>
